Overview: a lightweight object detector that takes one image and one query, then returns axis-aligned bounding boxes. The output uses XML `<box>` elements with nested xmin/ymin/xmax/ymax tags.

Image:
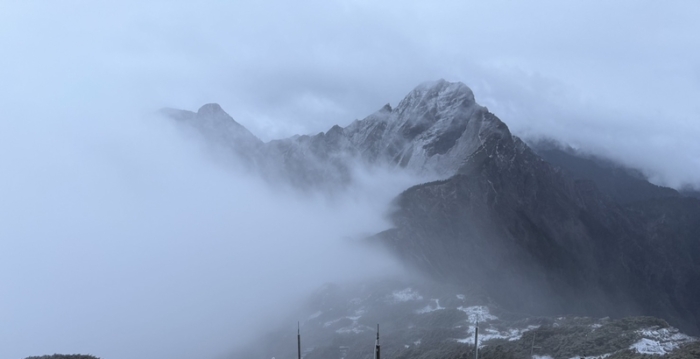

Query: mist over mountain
<box><xmin>163</xmin><ymin>80</ymin><xmax>508</xmax><ymax>191</ymax></box>
<box><xmin>162</xmin><ymin>79</ymin><xmax>700</xmax><ymax>358</ymax></box>
<box><xmin>4</xmin><ymin>1</ymin><xmax>700</xmax><ymax>358</ymax></box>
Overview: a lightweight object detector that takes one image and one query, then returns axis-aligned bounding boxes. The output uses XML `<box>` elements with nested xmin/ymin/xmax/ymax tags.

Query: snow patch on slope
<box><xmin>458</xmin><ymin>306</ymin><xmax>498</xmax><ymax>322</ymax></box>
<box><xmin>389</xmin><ymin>288</ymin><xmax>423</xmax><ymax>303</ymax></box>
<box><xmin>629</xmin><ymin>326</ymin><xmax>695</xmax><ymax>355</ymax></box>
<box><xmin>568</xmin><ymin>353</ymin><xmax>612</xmax><ymax>359</ymax></box>
<box><xmin>416</xmin><ymin>299</ymin><xmax>445</xmax><ymax>314</ymax></box>
<box><xmin>457</xmin><ymin>325</ymin><xmax>539</xmax><ymax>346</ymax></box>
<box><xmin>335</xmin><ymin>309</ymin><xmax>372</xmax><ymax>334</ymax></box>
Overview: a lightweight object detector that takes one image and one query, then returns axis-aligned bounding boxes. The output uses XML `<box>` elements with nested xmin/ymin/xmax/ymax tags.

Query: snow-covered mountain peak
<box><xmin>396</xmin><ymin>79</ymin><xmax>476</xmax><ymax>117</ymax></box>
<box><xmin>164</xmin><ymin>79</ymin><xmax>512</xmax><ymax>186</ymax></box>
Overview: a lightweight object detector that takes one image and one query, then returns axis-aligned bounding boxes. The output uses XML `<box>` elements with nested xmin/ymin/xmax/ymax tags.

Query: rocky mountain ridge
<box><xmin>162</xmin><ymin>79</ymin><xmax>510</xmax><ymax>189</ymax></box>
<box><xmin>163</xmin><ymin>79</ymin><xmax>700</xmax><ymax>357</ymax></box>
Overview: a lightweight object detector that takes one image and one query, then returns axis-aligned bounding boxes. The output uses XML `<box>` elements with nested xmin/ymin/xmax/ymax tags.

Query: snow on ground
<box><xmin>568</xmin><ymin>353</ymin><xmax>612</xmax><ymax>359</ymax></box>
<box><xmin>457</xmin><ymin>306</ymin><xmax>498</xmax><ymax>322</ymax></box>
<box><xmin>333</xmin><ymin>309</ymin><xmax>372</xmax><ymax>334</ymax></box>
<box><xmin>416</xmin><ymin>299</ymin><xmax>445</xmax><ymax>314</ymax></box>
<box><xmin>532</xmin><ymin>356</ymin><xmax>553</xmax><ymax>359</ymax></box>
<box><xmin>389</xmin><ymin>288</ymin><xmax>423</xmax><ymax>303</ymax></box>
<box><xmin>456</xmin><ymin>294</ymin><xmax>465</xmax><ymax>300</ymax></box>
<box><xmin>629</xmin><ymin>326</ymin><xmax>696</xmax><ymax>355</ymax></box>
<box><xmin>457</xmin><ymin>325</ymin><xmax>540</xmax><ymax>346</ymax></box>
<box><xmin>631</xmin><ymin>339</ymin><xmax>674</xmax><ymax>355</ymax></box>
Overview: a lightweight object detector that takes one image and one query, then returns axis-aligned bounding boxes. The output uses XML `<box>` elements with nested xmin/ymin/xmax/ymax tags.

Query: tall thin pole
<box><xmin>297</xmin><ymin>322</ymin><xmax>301</xmax><ymax>359</ymax></box>
<box><xmin>474</xmin><ymin>320</ymin><xmax>479</xmax><ymax>359</ymax></box>
<box><xmin>374</xmin><ymin>324</ymin><xmax>380</xmax><ymax>359</ymax></box>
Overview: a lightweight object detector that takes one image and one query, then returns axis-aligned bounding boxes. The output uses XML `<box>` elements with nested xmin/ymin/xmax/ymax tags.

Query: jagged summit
<box><xmin>397</xmin><ymin>79</ymin><xmax>476</xmax><ymax>114</ymax></box>
<box><xmin>196</xmin><ymin>102</ymin><xmax>226</xmax><ymax>116</ymax></box>
<box><xmin>161</xmin><ymin>103</ymin><xmax>262</xmax><ymax>160</ymax></box>
<box><xmin>163</xmin><ymin>79</ymin><xmax>509</xmax><ymax>186</ymax></box>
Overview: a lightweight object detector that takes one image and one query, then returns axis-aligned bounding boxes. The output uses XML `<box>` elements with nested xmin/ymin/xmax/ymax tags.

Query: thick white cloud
<box><xmin>0</xmin><ymin>106</ymin><xmax>406</xmax><ymax>359</ymax></box>
<box><xmin>1</xmin><ymin>1</ymin><xmax>699</xmax><ymax>358</ymax></box>
<box><xmin>3</xmin><ymin>0</ymin><xmax>696</xmax><ymax>185</ymax></box>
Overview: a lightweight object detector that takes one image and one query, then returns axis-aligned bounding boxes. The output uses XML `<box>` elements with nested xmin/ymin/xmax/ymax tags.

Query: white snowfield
<box><xmin>629</xmin><ymin>326</ymin><xmax>696</xmax><ymax>355</ymax></box>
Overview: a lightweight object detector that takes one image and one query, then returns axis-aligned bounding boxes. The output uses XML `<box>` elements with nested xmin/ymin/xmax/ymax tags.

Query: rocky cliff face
<box><xmin>163</xmin><ymin>80</ymin><xmax>700</xmax><ymax>337</ymax></box>
<box><xmin>162</xmin><ymin>79</ymin><xmax>506</xmax><ymax>189</ymax></box>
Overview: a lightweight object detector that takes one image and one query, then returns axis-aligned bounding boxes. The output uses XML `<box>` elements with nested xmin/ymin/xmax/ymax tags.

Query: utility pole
<box><xmin>374</xmin><ymin>324</ymin><xmax>380</xmax><ymax>359</ymax></box>
<box><xmin>297</xmin><ymin>322</ymin><xmax>301</xmax><ymax>359</ymax></box>
<box><xmin>474</xmin><ymin>320</ymin><xmax>479</xmax><ymax>359</ymax></box>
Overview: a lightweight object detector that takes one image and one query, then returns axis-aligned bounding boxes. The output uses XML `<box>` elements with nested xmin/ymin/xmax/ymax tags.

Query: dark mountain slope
<box><xmin>530</xmin><ymin>141</ymin><xmax>681</xmax><ymax>204</ymax></box>
<box><xmin>380</xmin><ymin>119</ymin><xmax>700</xmax><ymax>334</ymax></box>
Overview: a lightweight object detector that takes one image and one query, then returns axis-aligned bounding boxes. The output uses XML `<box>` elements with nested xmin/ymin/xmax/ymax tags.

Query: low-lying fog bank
<box><xmin>0</xmin><ymin>108</ymin><xmax>412</xmax><ymax>359</ymax></box>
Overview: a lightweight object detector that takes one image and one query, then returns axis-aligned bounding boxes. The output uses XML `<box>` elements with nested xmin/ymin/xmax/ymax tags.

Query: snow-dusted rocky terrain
<box><xmin>234</xmin><ymin>279</ymin><xmax>698</xmax><ymax>359</ymax></box>
<box><xmin>162</xmin><ymin>79</ymin><xmax>511</xmax><ymax>190</ymax></box>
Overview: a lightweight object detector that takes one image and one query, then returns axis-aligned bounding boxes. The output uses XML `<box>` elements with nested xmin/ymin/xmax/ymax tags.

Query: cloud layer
<box><xmin>0</xmin><ymin>0</ymin><xmax>700</xmax><ymax>186</ymax></box>
<box><xmin>2</xmin><ymin>1</ymin><xmax>698</xmax><ymax>187</ymax></box>
<box><xmin>0</xmin><ymin>107</ymin><xmax>407</xmax><ymax>359</ymax></box>
<box><xmin>1</xmin><ymin>1</ymin><xmax>699</xmax><ymax>358</ymax></box>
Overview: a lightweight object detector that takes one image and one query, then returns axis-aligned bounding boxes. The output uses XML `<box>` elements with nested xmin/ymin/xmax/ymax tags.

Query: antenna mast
<box><xmin>474</xmin><ymin>320</ymin><xmax>479</xmax><ymax>359</ymax></box>
<box><xmin>374</xmin><ymin>324</ymin><xmax>380</xmax><ymax>359</ymax></box>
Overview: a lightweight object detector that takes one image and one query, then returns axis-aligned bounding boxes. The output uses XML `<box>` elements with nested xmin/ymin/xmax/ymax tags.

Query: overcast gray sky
<box><xmin>1</xmin><ymin>0</ymin><xmax>699</xmax><ymax>186</ymax></box>
<box><xmin>1</xmin><ymin>1</ymin><xmax>700</xmax><ymax>359</ymax></box>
